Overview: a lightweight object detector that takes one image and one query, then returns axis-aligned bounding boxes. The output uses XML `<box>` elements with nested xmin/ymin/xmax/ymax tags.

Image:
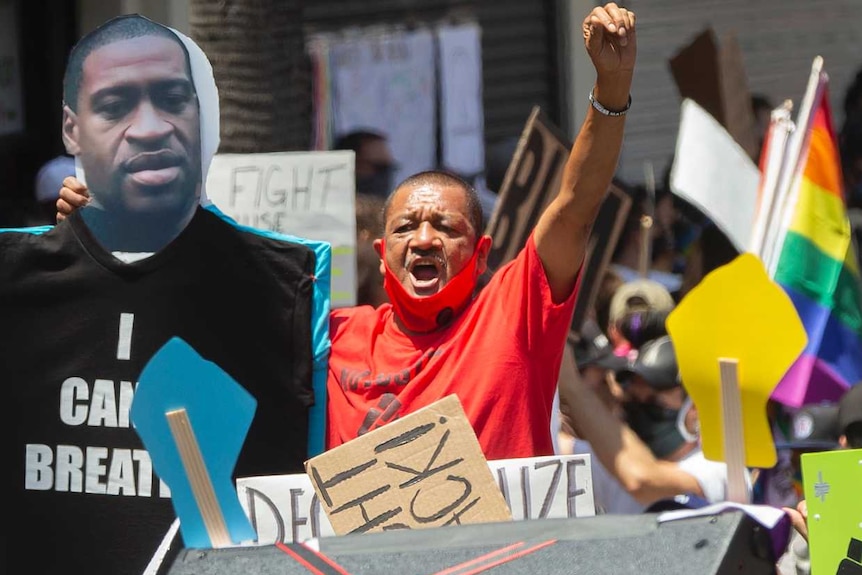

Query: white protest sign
<box><xmin>206</xmin><ymin>151</ymin><xmax>356</xmax><ymax>307</ymax></box>
<box><xmin>438</xmin><ymin>23</ymin><xmax>484</xmax><ymax>176</ymax></box>
<box><xmin>493</xmin><ymin>454</ymin><xmax>594</xmax><ymax>523</ymax></box>
<box><xmin>236</xmin><ymin>454</ymin><xmax>593</xmax><ymax>545</ymax></box>
<box><xmin>328</xmin><ymin>28</ymin><xmax>436</xmax><ymax>186</ymax></box>
<box><xmin>669</xmin><ymin>99</ymin><xmax>760</xmax><ymax>252</ymax></box>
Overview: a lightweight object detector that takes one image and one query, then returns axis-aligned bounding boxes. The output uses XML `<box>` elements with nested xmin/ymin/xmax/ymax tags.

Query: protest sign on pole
<box><xmin>571</xmin><ymin>184</ymin><xmax>631</xmax><ymax>335</ymax></box>
<box><xmin>800</xmin><ymin>448</ymin><xmax>862</xmax><ymax>575</ymax></box>
<box><xmin>669</xmin><ymin>28</ymin><xmax>758</xmax><ymax>161</ymax></box>
<box><xmin>206</xmin><ymin>151</ymin><xmax>356</xmax><ymax>307</ymax></box>
<box><xmin>132</xmin><ymin>338</ymin><xmax>258</xmax><ymax>549</ymax></box>
<box><xmin>670</xmin><ymin>98</ymin><xmax>760</xmax><ymax>252</ymax></box>
<box><xmin>667</xmin><ymin>254</ymin><xmax>807</xmax><ymax>485</ymax></box>
<box><xmin>485</xmin><ymin>107</ymin><xmax>568</xmax><ymax>272</ymax></box>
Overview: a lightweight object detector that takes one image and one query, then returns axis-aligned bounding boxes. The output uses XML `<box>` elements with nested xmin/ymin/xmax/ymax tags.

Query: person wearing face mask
<box><xmin>323</xmin><ymin>3</ymin><xmax>636</xmax><ymax>457</ymax></box>
<box><xmin>333</xmin><ymin>130</ymin><xmax>398</xmax><ymax>198</ymax></box>
<box><xmin>559</xmin><ymin>335</ymin><xmax>741</xmax><ymax>512</ymax></box>
<box><xmin>56</xmin><ymin>3</ymin><xmax>638</xmax><ymax>460</ymax></box>
<box><xmin>616</xmin><ymin>336</ymin><xmax>737</xmax><ymax>505</ymax></box>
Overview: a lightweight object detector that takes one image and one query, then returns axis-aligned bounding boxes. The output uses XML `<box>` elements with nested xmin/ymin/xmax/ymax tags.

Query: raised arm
<box><xmin>534</xmin><ymin>2</ymin><xmax>636</xmax><ymax>302</ymax></box>
<box><xmin>559</xmin><ymin>364</ymin><xmax>705</xmax><ymax>505</ymax></box>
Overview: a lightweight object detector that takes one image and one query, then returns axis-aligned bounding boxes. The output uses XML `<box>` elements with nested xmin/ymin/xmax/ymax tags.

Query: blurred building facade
<box><xmin>3</xmin><ymin>0</ymin><xmax>861</xmax><ymax>225</ymax></box>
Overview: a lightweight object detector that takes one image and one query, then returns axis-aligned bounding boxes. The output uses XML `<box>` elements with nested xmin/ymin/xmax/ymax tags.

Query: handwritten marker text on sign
<box><xmin>304</xmin><ymin>395</ymin><xmax>512</xmax><ymax>535</ymax></box>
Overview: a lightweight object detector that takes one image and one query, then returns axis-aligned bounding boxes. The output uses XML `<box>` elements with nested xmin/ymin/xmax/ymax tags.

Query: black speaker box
<box><xmin>162</xmin><ymin>510</ymin><xmax>778</xmax><ymax>575</ymax></box>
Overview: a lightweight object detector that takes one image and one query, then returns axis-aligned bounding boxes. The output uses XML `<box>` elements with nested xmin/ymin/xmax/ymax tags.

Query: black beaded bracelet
<box><xmin>589</xmin><ymin>87</ymin><xmax>632</xmax><ymax>116</ymax></box>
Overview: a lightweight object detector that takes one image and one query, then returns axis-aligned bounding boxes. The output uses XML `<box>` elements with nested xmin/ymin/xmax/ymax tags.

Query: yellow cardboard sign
<box><xmin>666</xmin><ymin>253</ymin><xmax>806</xmax><ymax>468</ymax></box>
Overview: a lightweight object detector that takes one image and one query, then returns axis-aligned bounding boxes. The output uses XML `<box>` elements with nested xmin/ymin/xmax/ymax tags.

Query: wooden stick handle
<box><xmin>718</xmin><ymin>358</ymin><xmax>749</xmax><ymax>504</ymax></box>
<box><xmin>639</xmin><ymin>215</ymin><xmax>653</xmax><ymax>278</ymax></box>
<box><xmin>166</xmin><ymin>408</ymin><xmax>231</xmax><ymax>548</ymax></box>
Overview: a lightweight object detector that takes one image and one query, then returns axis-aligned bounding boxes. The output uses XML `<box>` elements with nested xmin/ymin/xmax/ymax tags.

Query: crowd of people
<box><xmin>3</xmin><ymin>3</ymin><xmax>862</xmax><ymax>575</ymax></box>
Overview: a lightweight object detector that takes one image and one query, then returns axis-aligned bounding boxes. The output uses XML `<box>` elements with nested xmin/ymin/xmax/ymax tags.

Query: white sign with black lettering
<box><xmin>205</xmin><ymin>151</ymin><xmax>356</xmax><ymax>307</ymax></box>
<box><xmin>236</xmin><ymin>454</ymin><xmax>593</xmax><ymax>544</ymax></box>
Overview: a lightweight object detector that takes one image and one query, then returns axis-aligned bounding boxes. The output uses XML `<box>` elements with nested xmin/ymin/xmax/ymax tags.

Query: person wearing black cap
<box><xmin>559</xmin><ymin>307</ymin><xmax>668</xmax><ymax>438</ymax></box>
<box><xmin>774</xmin><ymin>402</ymin><xmax>839</xmax><ymax>575</ymax></box>
<box><xmin>616</xmin><ymin>336</ymin><xmax>693</xmax><ymax>459</ymax></box>
<box><xmin>616</xmin><ymin>336</ymin><xmax>738</xmax><ymax>499</ymax></box>
<box><xmin>554</xmin><ymin>321</ymin><xmax>640</xmax><ymax>512</ymax></box>
<box><xmin>777</xmin><ymin>403</ymin><xmax>843</xmax><ymax>452</ymax></box>
<box><xmin>572</xmin><ymin>320</ymin><xmax>627</xmax><ymax>411</ymax></box>
<box><xmin>783</xmin><ymin>384</ymin><xmax>862</xmax><ymax>544</ymax></box>
<box><xmin>776</xmin><ymin>384</ymin><xmax>862</xmax><ymax>575</ymax></box>
<box><xmin>756</xmin><ymin>402</ymin><xmax>842</xmax><ymax>513</ymax></box>
<box><xmin>559</xmin><ymin>335</ymin><xmax>739</xmax><ymax>511</ymax></box>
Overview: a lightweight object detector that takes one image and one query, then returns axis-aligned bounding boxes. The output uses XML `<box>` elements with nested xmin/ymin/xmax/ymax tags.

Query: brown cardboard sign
<box><xmin>718</xmin><ymin>32</ymin><xmax>759</xmax><ymax>161</ymax></box>
<box><xmin>304</xmin><ymin>395</ymin><xmax>512</xmax><ymax>536</ymax></box>
<box><xmin>570</xmin><ymin>182</ymin><xmax>632</xmax><ymax>334</ymax></box>
<box><xmin>484</xmin><ymin>106</ymin><xmax>632</xmax><ymax>335</ymax></box>
<box><xmin>669</xmin><ymin>29</ymin><xmax>724</xmax><ymax>127</ymax></box>
<box><xmin>485</xmin><ymin>106</ymin><xmax>570</xmax><ymax>272</ymax></box>
<box><xmin>669</xmin><ymin>28</ymin><xmax>757</xmax><ymax>160</ymax></box>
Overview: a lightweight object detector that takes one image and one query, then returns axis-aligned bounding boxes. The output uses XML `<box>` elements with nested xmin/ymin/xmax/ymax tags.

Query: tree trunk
<box><xmin>188</xmin><ymin>0</ymin><xmax>307</xmax><ymax>153</ymax></box>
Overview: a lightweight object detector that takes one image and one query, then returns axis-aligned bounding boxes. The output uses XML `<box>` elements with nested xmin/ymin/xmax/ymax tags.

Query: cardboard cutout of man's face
<box><xmin>61</xmin><ymin>15</ymin><xmax>220</xmax><ymax>252</ymax></box>
<box><xmin>64</xmin><ymin>35</ymin><xmax>201</xmax><ymax>215</ymax></box>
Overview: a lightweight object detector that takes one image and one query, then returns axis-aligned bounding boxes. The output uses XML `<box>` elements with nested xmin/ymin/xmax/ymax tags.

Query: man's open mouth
<box><xmin>124</xmin><ymin>151</ymin><xmax>183</xmax><ymax>187</ymax></box>
<box><xmin>408</xmin><ymin>257</ymin><xmax>443</xmax><ymax>293</ymax></box>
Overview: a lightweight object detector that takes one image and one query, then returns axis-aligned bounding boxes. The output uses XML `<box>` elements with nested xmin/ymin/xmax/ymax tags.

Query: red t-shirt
<box><xmin>326</xmin><ymin>234</ymin><xmax>579</xmax><ymax>459</ymax></box>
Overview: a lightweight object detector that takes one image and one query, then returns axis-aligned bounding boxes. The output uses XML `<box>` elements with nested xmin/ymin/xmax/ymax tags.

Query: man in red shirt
<box><xmin>326</xmin><ymin>3</ymin><xmax>636</xmax><ymax>458</ymax></box>
<box><xmin>59</xmin><ymin>3</ymin><xmax>637</xmax><ymax>460</ymax></box>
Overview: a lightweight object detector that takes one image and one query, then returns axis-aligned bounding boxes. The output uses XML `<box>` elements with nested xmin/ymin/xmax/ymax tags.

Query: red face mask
<box><xmin>382</xmin><ymin>236</ymin><xmax>491</xmax><ymax>333</ymax></box>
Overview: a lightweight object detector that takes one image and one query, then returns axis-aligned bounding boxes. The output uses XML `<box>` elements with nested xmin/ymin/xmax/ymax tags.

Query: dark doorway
<box><xmin>0</xmin><ymin>0</ymin><xmax>77</xmax><ymax>226</ymax></box>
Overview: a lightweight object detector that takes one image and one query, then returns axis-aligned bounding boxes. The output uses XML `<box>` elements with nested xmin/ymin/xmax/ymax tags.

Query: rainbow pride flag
<box><xmin>768</xmin><ymin>66</ymin><xmax>862</xmax><ymax>407</ymax></box>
